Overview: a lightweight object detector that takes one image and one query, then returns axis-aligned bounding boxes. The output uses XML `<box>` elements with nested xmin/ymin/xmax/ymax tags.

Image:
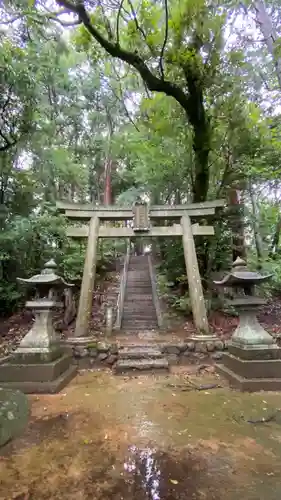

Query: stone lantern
<box><xmin>0</xmin><ymin>260</ymin><xmax>77</xmax><ymax>393</ymax></box>
<box><xmin>214</xmin><ymin>257</ymin><xmax>281</xmax><ymax>391</ymax></box>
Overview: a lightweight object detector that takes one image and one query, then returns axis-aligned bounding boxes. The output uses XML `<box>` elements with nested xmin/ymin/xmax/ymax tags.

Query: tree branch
<box><xmin>50</xmin><ymin>16</ymin><xmax>82</xmax><ymax>27</ymax></box>
<box><xmin>113</xmin><ymin>85</ymin><xmax>140</xmax><ymax>132</ymax></box>
<box><xmin>0</xmin><ymin>129</ymin><xmax>17</xmax><ymax>152</ymax></box>
<box><xmin>97</xmin><ymin>0</ymin><xmax>114</xmax><ymax>40</ymax></box>
<box><xmin>116</xmin><ymin>0</ymin><xmax>125</xmax><ymax>46</ymax></box>
<box><xmin>55</xmin><ymin>0</ymin><xmax>190</xmax><ymax>111</ymax></box>
<box><xmin>56</xmin><ymin>0</ymin><xmax>79</xmax><ymax>12</ymax></box>
<box><xmin>159</xmin><ymin>0</ymin><xmax>169</xmax><ymax>79</ymax></box>
<box><xmin>127</xmin><ymin>0</ymin><xmax>147</xmax><ymax>42</ymax></box>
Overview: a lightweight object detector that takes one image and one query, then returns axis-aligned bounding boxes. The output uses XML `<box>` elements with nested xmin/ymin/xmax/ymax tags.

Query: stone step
<box><xmin>122</xmin><ymin>310</ymin><xmax>157</xmax><ymax>315</ymax></box>
<box><xmin>122</xmin><ymin>318</ymin><xmax>157</xmax><ymax>323</ymax></box>
<box><xmin>127</xmin><ymin>275</ymin><xmax>149</xmax><ymax>278</ymax></box>
<box><xmin>127</xmin><ymin>269</ymin><xmax>150</xmax><ymax>273</ymax></box>
<box><xmin>123</xmin><ymin>310</ymin><xmax>156</xmax><ymax>316</ymax></box>
<box><xmin>123</xmin><ymin>303</ymin><xmax>155</xmax><ymax>307</ymax></box>
<box><xmin>128</xmin><ymin>261</ymin><xmax>148</xmax><ymax>266</ymax></box>
<box><xmin>126</xmin><ymin>275</ymin><xmax>150</xmax><ymax>278</ymax></box>
<box><xmin>124</xmin><ymin>297</ymin><xmax>154</xmax><ymax>302</ymax></box>
<box><xmin>122</xmin><ymin>323</ymin><xmax>158</xmax><ymax>327</ymax></box>
<box><xmin>126</xmin><ymin>282</ymin><xmax>152</xmax><ymax>286</ymax></box>
<box><xmin>127</xmin><ymin>270</ymin><xmax>150</xmax><ymax>273</ymax></box>
<box><xmin>124</xmin><ymin>301</ymin><xmax>154</xmax><ymax>306</ymax></box>
<box><xmin>123</xmin><ymin>304</ymin><xmax>155</xmax><ymax>309</ymax></box>
<box><xmin>122</xmin><ymin>322</ymin><xmax>158</xmax><ymax>326</ymax></box>
<box><xmin>119</xmin><ymin>346</ymin><xmax>163</xmax><ymax>359</ymax></box>
<box><xmin>121</xmin><ymin>254</ymin><xmax>158</xmax><ymax>333</ymax></box>
<box><xmin>127</xmin><ymin>268</ymin><xmax>149</xmax><ymax>271</ymax></box>
<box><xmin>126</xmin><ymin>280</ymin><xmax>151</xmax><ymax>288</ymax></box>
<box><xmin>121</xmin><ymin>325</ymin><xmax>159</xmax><ymax>331</ymax></box>
<box><xmin>124</xmin><ymin>307</ymin><xmax>154</xmax><ymax>311</ymax></box>
<box><xmin>114</xmin><ymin>358</ymin><xmax>169</xmax><ymax>374</ymax></box>
<box><xmin>126</xmin><ymin>282</ymin><xmax>151</xmax><ymax>292</ymax></box>
<box><xmin>127</xmin><ymin>276</ymin><xmax>149</xmax><ymax>279</ymax></box>
<box><xmin>122</xmin><ymin>311</ymin><xmax>157</xmax><ymax>323</ymax></box>
<box><xmin>122</xmin><ymin>318</ymin><xmax>158</xmax><ymax>323</ymax></box>
<box><xmin>127</xmin><ymin>265</ymin><xmax>149</xmax><ymax>269</ymax></box>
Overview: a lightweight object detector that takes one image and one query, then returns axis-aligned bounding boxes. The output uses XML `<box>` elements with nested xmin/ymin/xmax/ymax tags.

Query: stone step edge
<box><xmin>119</xmin><ymin>351</ymin><xmax>164</xmax><ymax>359</ymax></box>
<box><xmin>114</xmin><ymin>358</ymin><xmax>169</xmax><ymax>373</ymax></box>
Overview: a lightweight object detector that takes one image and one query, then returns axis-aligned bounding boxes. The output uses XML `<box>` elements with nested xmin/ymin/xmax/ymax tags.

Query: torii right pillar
<box><xmin>181</xmin><ymin>213</ymin><xmax>218</xmax><ymax>347</ymax></box>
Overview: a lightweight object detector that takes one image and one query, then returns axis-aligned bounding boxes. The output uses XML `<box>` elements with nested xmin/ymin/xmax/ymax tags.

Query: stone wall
<box><xmin>160</xmin><ymin>339</ymin><xmax>229</xmax><ymax>364</ymax></box>
<box><xmin>68</xmin><ymin>341</ymin><xmax>118</xmax><ymax>369</ymax></box>
<box><xmin>64</xmin><ymin>338</ymin><xmax>229</xmax><ymax>369</ymax></box>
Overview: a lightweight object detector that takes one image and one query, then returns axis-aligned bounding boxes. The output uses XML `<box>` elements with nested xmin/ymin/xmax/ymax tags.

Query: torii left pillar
<box><xmin>75</xmin><ymin>216</ymin><xmax>100</xmax><ymax>337</ymax></box>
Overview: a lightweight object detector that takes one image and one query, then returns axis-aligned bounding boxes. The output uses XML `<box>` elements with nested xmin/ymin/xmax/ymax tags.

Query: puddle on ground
<box><xmin>122</xmin><ymin>444</ymin><xmax>216</xmax><ymax>500</ymax></box>
<box><xmin>2</xmin><ymin>372</ymin><xmax>281</xmax><ymax>499</ymax></box>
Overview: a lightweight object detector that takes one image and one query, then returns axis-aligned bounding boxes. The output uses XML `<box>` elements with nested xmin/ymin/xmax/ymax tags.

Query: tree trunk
<box><xmin>254</xmin><ymin>0</ymin><xmax>281</xmax><ymax>89</ymax></box>
<box><xmin>228</xmin><ymin>187</ymin><xmax>246</xmax><ymax>261</ymax></box>
<box><xmin>185</xmin><ymin>75</ymin><xmax>211</xmax><ymax>203</ymax></box>
<box><xmin>270</xmin><ymin>214</ymin><xmax>281</xmax><ymax>257</ymax></box>
<box><xmin>103</xmin><ymin>158</ymin><xmax>112</xmax><ymax>205</ymax></box>
<box><xmin>103</xmin><ymin>109</ymin><xmax>114</xmax><ymax>206</ymax></box>
<box><xmin>192</xmin><ymin>120</ymin><xmax>211</xmax><ymax>203</ymax></box>
<box><xmin>249</xmin><ymin>181</ymin><xmax>264</xmax><ymax>266</ymax></box>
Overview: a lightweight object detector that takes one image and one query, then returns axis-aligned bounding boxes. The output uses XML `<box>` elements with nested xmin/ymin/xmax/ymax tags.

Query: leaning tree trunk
<box><xmin>254</xmin><ymin>0</ymin><xmax>281</xmax><ymax>89</ymax></box>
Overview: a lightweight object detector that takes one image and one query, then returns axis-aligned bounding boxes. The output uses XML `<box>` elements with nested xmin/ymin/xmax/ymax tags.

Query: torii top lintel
<box><xmin>56</xmin><ymin>200</ymin><xmax>225</xmax><ymax>221</ymax></box>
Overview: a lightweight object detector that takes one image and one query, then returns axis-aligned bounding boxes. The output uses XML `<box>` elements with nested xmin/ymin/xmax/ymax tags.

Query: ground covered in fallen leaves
<box><xmin>1</xmin><ymin>369</ymin><xmax>281</xmax><ymax>499</ymax></box>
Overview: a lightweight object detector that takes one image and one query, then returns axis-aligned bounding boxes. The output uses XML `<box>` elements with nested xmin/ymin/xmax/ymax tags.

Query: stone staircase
<box><xmin>121</xmin><ymin>255</ymin><xmax>159</xmax><ymax>332</ymax></box>
<box><xmin>115</xmin><ymin>345</ymin><xmax>169</xmax><ymax>374</ymax></box>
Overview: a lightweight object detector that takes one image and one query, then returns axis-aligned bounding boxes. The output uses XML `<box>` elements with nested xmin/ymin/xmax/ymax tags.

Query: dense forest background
<box><xmin>1</xmin><ymin>0</ymin><xmax>281</xmax><ymax>316</ymax></box>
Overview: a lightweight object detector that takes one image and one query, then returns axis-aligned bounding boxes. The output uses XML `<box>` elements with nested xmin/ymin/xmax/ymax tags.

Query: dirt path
<box><xmin>1</xmin><ymin>369</ymin><xmax>281</xmax><ymax>499</ymax></box>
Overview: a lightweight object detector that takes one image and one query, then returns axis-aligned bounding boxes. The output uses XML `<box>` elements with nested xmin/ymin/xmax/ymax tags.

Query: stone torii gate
<box><xmin>56</xmin><ymin>199</ymin><xmax>224</xmax><ymax>337</ymax></box>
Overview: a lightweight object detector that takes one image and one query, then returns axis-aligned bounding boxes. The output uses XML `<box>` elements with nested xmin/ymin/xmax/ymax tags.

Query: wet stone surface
<box><xmin>0</xmin><ymin>389</ymin><xmax>29</xmax><ymax>447</ymax></box>
<box><xmin>69</xmin><ymin>338</ymin><xmax>228</xmax><ymax>370</ymax></box>
<box><xmin>2</xmin><ymin>370</ymin><xmax>281</xmax><ymax>499</ymax></box>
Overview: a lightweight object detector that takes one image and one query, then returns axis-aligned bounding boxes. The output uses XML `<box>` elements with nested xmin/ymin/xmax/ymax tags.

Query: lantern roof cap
<box><xmin>17</xmin><ymin>260</ymin><xmax>74</xmax><ymax>287</ymax></box>
<box><xmin>213</xmin><ymin>257</ymin><xmax>272</xmax><ymax>287</ymax></box>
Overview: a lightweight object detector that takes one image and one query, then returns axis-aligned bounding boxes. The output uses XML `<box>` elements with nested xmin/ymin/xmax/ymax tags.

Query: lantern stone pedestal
<box><xmin>215</xmin><ymin>259</ymin><xmax>281</xmax><ymax>392</ymax></box>
<box><xmin>0</xmin><ymin>261</ymin><xmax>77</xmax><ymax>394</ymax></box>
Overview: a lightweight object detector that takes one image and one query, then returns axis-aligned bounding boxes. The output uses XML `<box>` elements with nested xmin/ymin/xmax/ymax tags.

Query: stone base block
<box><xmin>0</xmin><ymin>366</ymin><xmax>77</xmax><ymax>394</ymax></box>
<box><xmin>10</xmin><ymin>349</ymin><xmax>62</xmax><ymax>364</ymax></box>
<box><xmin>229</xmin><ymin>344</ymin><xmax>281</xmax><ymax>361</ymax></box>
<box><xmin>216</xmin><ymin>364</ymin><xmax>281</xmax><ymax>392</ymax></box>
<box><xmin>222</xmin><ymin>353</ymin><xmax>281</xmax><ymax>379</ymax></box>
<box><xmin>0</xmin><ymin>354</ymin><xmax>77</xmax><ymax>394</ymax></box>
<box><xmin>186</xmin><ymin>335</ymin><xmax>222</xmax><ymax>353</ymax></box>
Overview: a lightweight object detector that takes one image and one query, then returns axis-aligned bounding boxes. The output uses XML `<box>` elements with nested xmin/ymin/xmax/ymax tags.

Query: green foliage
<box><xmin>2</xmin><ymin>0</ymin><xmax>281</xmax><ymax>317</ymax></box>
<box><xmin>255</xmin><ymin>256</ymin><xmax>281</xmax><ymax>297</ymax></box>
<box><xmin>170</xmin><ymin>293</ymin><xmax>192</xmax><ymax>315</ymax></box>
<box><xmin>61</xmin><ymin>242</ymin><xmax>86</xmax><ymax>282</ymax></box>
<box><xmin>0</xmin><ymin>213</ymin><xmax>66</xmax><ymax>314</ymax></box>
